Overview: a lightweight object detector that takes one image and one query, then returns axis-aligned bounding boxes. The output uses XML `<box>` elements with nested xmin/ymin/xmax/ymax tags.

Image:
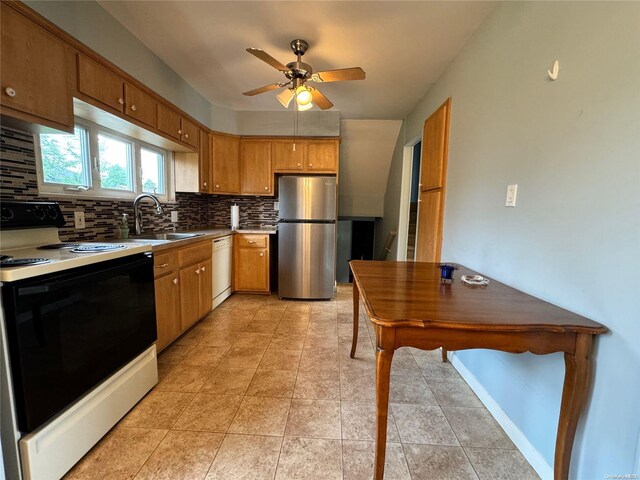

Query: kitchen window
<box><xmin>35</xmin><ymin>119</ymin><xmax>172</xmax><ymax>200</ymax></box>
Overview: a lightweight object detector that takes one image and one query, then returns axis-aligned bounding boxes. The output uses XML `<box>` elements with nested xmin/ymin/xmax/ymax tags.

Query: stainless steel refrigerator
<box><xmin>278</xmin><ymin>176</ymin><xmax>337</xmax><ymax>299</ymax></box>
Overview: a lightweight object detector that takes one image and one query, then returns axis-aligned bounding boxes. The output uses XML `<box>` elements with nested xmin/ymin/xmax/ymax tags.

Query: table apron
<box><xmin>382</xmin><ymin>325</ymin><xmax>577</xmax><ymax>356</ymax></box>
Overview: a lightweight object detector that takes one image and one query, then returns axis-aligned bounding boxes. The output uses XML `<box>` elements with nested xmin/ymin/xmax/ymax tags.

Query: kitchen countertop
<box><xmin>117</xmin><ymin>226</ymin><xmax>277</xmax><ymax>253</ymax></box>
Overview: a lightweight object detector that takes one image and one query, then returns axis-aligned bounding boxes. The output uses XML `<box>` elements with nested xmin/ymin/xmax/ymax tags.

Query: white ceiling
<box><xmin>99</xmin><ymin>1</ymin><xmax>496</xmax><ymax>120</ymax></box>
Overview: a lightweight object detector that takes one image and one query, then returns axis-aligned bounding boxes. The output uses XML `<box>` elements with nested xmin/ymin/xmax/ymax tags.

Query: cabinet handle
<box><xmin>185</xmin><ymin>133</ymin><xmax>189</xmax><ymax>139</ymax></box>
<box><xmin>117</xmin><ymin>97</ymin><xmax>124</xmax><ymax>105</ymax></box>
<box><xmin>308</xmin><ymin>164</ymin><xmax>313</xmax><ymax>167</ymax></box>
<box><xmin>264</xmin><ymin>186</ymin><xmax>269</xmax><ymax>191</ymax></box>
<box><xmin>156</xmin><ymin>263</ymin><xmax>169</xmax><ymax>268</ymax></box>
<box><xmin>195</xmin><ymin>268</ymin><xmax>201</xmax><ymax>274</ymax></box>
<box><xmin>296</xmin><ymin>162</ymin><xmax>301</xmax><ymax>167</ymax></box>
<box><xmin>419</xmin><ymin>183</ymin><xmax>422</xmax><ymax>187</ymax></box>
<box><xmin>130</xmin><ymin>104</ymin><xmax>137</xmax><ymax>111</ymax></box>
<box><xmin>178</xmin><ymin>129</ymin><xmax>182</xmax><ymax>135</ymax></box>
<box><xmin>259</xmin><ymin>253</ymin><xmax>264</xmax><ymax>257</ymax></box>
<box><xmin>173</xmin><ymin>278</ymin><xmax>178</xmax><ymax>285</ymax></box>
<box><xmin>215</xmin><ymin>184</ymin><xmax>220</xmax><ymax>188</ymax></box>
<box><xmin>203</xmin><ymin>182</ymin><xmax>208</xmax><ymax>187</ymax></box>
<box><xmin>201</xmin><ymin>266</ymin><xmax>206</xmax><ymax>272</ymax></box>
<box><xmin>4</xmin><ymin>87</ymin><xmax>16</xmax><ymax>98</ymax></box>
<box><xmin>247</xmin><ymin>240</ymin><xmax>256</xmax><ymax>244</ymax></box>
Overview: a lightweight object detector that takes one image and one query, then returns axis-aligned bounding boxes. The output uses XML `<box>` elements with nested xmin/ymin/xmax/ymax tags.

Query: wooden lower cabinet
<box><xmin>234</xmin><ymin>234</ymin><xmax>270</xmax><ymax>293</ymax></box>
<box><xmin>154</xmin><ymin>241</ymin><xmax>212</xmax><ymax>352</ymax></box>
<box><xmin>154</xmin><ymin>273</ymin><xmax>181</xmax><ymax>352</ymax></box>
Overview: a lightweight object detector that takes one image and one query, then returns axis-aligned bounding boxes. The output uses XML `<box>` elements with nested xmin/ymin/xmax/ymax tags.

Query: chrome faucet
<box><xmin>133</xmin><ymin>193</ymin><xmax>165</xmax><ymax>235</ymax></box>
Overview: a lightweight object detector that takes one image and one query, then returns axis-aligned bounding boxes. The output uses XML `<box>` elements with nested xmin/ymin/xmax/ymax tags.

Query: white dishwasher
<box><xmin>212</xmin><ymin>235</ymin><xmax>233</xmax><ymax>309</ymax></box>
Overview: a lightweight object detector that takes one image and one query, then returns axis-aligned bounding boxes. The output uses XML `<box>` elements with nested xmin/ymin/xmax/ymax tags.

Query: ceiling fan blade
<box><xmin>246</xmin><ymin>48</ymin><xmax>289</xmax><ymax>73</ymax></box>
<box><xmin>242</xmin><ymin>83</ymin><xmax>283</xmax><ymax>96</ymax></box>
<box><xmin>310</xmin><ymin>88</ymin><xmax>333</xmax><ymax>110</ymax></box>
<box><xmin>311</xmin><ymin>67</ymin><xmax>366</xmax><ymax>83</ymax></box>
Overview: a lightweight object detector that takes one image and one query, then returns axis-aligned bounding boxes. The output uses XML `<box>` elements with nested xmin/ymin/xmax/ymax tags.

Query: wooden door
<box><xmin>198</xmin><ymin>130</ymin><xmax>211</xmax><ymax>193</ymax></box>
<box><xmin>157</xmin><ymin>103</ymin><xmax>182</xmax><ymax>140</ymax></box>
<box><xmin>416</xmin><ymin>98</ymin><xmax>451</xmax><ymax>263</ymax></box>
<box><xmin>154</xmin><ymin>273</ymin><xmax>181</xmax><ymax>352</ymax></box>
<box><xmin>180</xmin><ymin>118</ymin><xmax>199</xmax><ymax>149</ymax></box>
<box><xmin>0</xmin><ymin>5</ymin><xmax>74</xmax><ymax>130</ymax></box>
<box><xmin>179</xmin><ymin>265</ymin><xmax>201</xmax><ymax>330</ymax></box>
<box><xmin>77</xmin><ymin>54</ymin><xmax>125</xmax><ymax>112</ymax></box>
<box><xmin>124</xmin><ymin>83</ymin><xmax>157</xmax><ymax>128</ymax></box>
<box><xmin>272</xmin><ymin>140</ymin><xmax>305</xmax><ymax>172</ymax></box>
<box><xmin>211</xmin><ymin>134</ymin><xmax>241</xmax><ymax>194</ymax></box>
<box><xmin>198</xmin><ymin>258</ymin><xmax>213</xmax><ymax>318</ymax></box>
<box><xmin>241</xmin><ymin>140</ymin><xmax>272</xmax><ymax>195</ymax></box>
<box><xmin>306</xmin><ymin>140</ymin><xmax>339</xmax><ymax>172</ymax></box>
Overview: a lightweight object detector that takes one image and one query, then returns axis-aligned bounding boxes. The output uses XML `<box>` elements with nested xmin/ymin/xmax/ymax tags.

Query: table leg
<box><xmin>350</xmin><ymin>281</ymin><xmax>359</xmax><ymax>358</ymax></box>
<box><xmin>374</xmin><ymin>345</ymin><xmax>394</xmax><ymax>480</ymax></box>
<box><xmin>442</xmin><ymin>348</ymin><xmax>448</xmax><ymax>362</ymax></box>
<box><xmin>554</xmin><ymin>334</ymin><xmax>592</xmax><ymax>480</ymax></box>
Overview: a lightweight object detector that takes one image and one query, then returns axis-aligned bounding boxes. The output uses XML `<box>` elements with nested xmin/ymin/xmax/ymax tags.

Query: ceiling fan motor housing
<box><xmin>285</xmin><ymin>61</ymin><xmax>313</xmax><ymax>80</ymax></box>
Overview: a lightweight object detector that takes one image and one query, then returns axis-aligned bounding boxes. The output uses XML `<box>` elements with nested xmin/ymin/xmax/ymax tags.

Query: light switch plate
<box><xmin>505</xmin><ymin>184</ymin><xmax>518</xmax><ymax>207</ymax></box>
<box><xmin>74</xmin><ymin>211</ymin><xmax>85</xmax><ymax>229</ymax></box>
<box><xmin>171</xmin><ymin>211</ymin><xmax>179</xmax><ymax>222</ymax></box>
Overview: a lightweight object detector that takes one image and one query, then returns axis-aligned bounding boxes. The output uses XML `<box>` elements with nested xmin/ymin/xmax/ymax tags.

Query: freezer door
<box><xmin>278</xmin><ymin>222</ymin><xmax>336</xmax><ymax>299</ymax></box>
<box><xmin>278</xmin><ymin>176</ymin><xmax>336</xmax><ymax>221</ymax></box>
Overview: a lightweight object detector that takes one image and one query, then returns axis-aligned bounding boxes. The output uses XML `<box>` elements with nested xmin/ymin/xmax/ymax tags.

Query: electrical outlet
<box><xmin>74</xmin><ymin>211</ymin><xmax>86</xmax><ymax>229</ymax></box>
<box><xmin>170</xmin><ymin>211</ymin><xmax>179</xmax><ymax>223</ymax></box>
<box><xmin>505</xmin><ymin>184</ymin><xmax>518</xmax><ymax>207</ymax></box>
<box><xmin>274</xmin><ymin>202</ymin><xmax>279</xmax><ymax>211</ymax></box>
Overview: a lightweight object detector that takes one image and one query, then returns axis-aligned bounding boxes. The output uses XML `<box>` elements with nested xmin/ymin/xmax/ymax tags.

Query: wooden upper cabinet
<box><xmin>0</xmin><ymin>4</ymin><xmax>74</xmax><ymax>131</ymax></box>
<box><xmin>211</xmin><ymin>134</ymin><xmax>241</xmax><ymax>194</ymax></box>
<box><xmin>272</xmin><ymin>140</ymin><xmax>305</xmax><ymax>172</ymax></box>
<box><xmin>306</xmin><ymin>140</ymin><xmax>339</xmax><ymax>172</ymax></box>
<box><xmin>420</xmin><ymin>102</ymin><xmax>448</xmax><ymax>191</ymax></box>
<box><xmin>77</xmin><ymin>54</ymin><xmax>125</xmax><ymax>112</ymax></box>
<box><xmin>241</xmin><ymin>140</ymin><xmax>273</xmax><ymax>195</ymax></box>
<box><xmin>124</xmin><ymin>83</ymin><xmax>157</xmax><ymax>128</ymax></box>
<box><xmin>198</xmin><ymin>130</ymin><xmax>211</xmax><ymax>193</ymax></box>
<box><xmin>180</xmin><ymin>117</ymin><xmax>199</xmax><ymax>149</ymax></box>
<box><xmin>157</xmin><ymin>103</ymin><xmax>182</xmax><ymax>140</ymax></box>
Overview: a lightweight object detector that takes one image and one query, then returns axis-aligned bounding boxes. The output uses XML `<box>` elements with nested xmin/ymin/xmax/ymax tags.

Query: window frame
<box><xmin>35</xmin><ymin>118</ymin><xmax>174</xmax><ymax>201</ymax></box>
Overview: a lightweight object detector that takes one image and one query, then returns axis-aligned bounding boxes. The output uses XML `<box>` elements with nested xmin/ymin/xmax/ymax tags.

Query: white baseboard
<box><xmin>212</xmin><ymin>287</ymin><xmax>232</xmax><ymax>310</ymax></box>
<box><xmin>449</xmin><ymin>352</ymin><xmax>553</xmax><ymax>480</ymax></box>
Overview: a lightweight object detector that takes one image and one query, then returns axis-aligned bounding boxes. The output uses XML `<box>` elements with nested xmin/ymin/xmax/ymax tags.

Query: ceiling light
<box><xmin>298</xmin><ymin>102</ymin><xmax>313</xmax><ymax>111</ymax></box>
<box><xmin>276</xmin><ymin>89</ymin><xmax>294</xmax><ymax>108</ymax></box>
<box><xmin>295</xmin><ymin>86</ymin><xmax>313</xmax><ymax>106</ymax></box>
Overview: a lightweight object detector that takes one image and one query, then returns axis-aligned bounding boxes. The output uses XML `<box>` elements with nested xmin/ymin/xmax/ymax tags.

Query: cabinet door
<box><xmin>124</xmin><ymin>83</ymin><xmax>157</xmax><ymax>128</ymax></box>
<box><xmin>241</xmin><ymin>140</ymin><xmax>273</xmax><ymax>195</ymax></box>
<box><xmin>179</xmin><ymin>265</ymin><xmax>201</xmax><ymax>330</ymax></box>
<box><xmin>272</xmin><ymin>140</ymin><xmax>305</xmax><ymax>172</ymax></box>
<box><xmin>77</xmin><ymin>54</ymin><xmax>125</xmax><ymax>112</ymax></box>
<box><xmin>211</xmin><ymin>135</ymin><xmax>241</xmax><ymax>194</ymax></box>
<box><xmin>157</xmin><ymin>103</ymin><xmax>182</xmax><ymax>140</ymax></box>
<box><xmin>198</xmin><ymin>258</ymin><xmax>213</xmax><ymax>318</ymax></box>
<box><xmin>234</xmin><ymin>247</ymin><xmax>269</xmax><ymax>292</ymax></box>
<box><xmin>306</xmin><ymin>140</ymin><xmax>338</xmax><ymax>172</ymax></box>
<box><xmin>181</xmin><ymin>118</ymin><xmax>199</xmax><ymax>149</ymax></box>
<box><xmin>198</xmin><ymin>130</ymin><xmax>211</xmax><ymax>193</ymax></box>
<box><xmin>155</xmin><ymin>274</ymin><xmax>181</xmax><ymax>352</ymax></box>
<box><xmin>0</xmin><ymin>5</ymin><xmax>74</xmax><ymax>130</ymax></box>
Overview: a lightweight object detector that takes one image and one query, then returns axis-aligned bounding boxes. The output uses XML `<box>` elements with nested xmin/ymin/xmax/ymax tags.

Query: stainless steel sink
<box><xmin>134</xmin><ymin>233</ymin><xmax>204</xmax><ymax>240</ymax></box>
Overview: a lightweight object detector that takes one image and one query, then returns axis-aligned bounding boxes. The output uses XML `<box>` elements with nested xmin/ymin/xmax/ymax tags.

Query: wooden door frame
<box><xmin>397</xmin><ymin>133</ymin><xmax>423</xmax><ymax>261</ymax></box>
<box><xmin>415</xmin><ymin>97</ymin><xmax>452</xmax><ymax>262</ymax></box>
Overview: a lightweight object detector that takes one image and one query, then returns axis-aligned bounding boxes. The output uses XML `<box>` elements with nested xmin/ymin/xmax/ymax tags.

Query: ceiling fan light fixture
<box><xmin>276</xmin><ymin>88</ymin><xmax>294</xmax><ymax>108</ymax></box>
<box><xmin>295</xmin><ymin>85</ymin><xmax>313</xmax><ymax>106</ymax></box>
<box><xmin>297</xmin><ymin>101</ymin><xmax>313</xmax><ymax>111</ymax></box>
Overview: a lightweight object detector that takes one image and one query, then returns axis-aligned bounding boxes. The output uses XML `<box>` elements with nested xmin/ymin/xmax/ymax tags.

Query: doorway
<box><xmin>406</xmin><ymin>141</ymin><xmax>422</xmax><ymax>261</ymax></box>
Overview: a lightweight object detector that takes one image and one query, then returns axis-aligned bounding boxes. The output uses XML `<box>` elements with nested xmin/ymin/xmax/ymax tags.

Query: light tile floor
<box><xmin>65</xmin><ymin>285</ymin><xmax>540</xmax><ymax>480</ymax></box>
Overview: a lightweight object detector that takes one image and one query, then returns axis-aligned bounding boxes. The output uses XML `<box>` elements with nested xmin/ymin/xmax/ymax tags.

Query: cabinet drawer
<box><xmin>154</xmin><ymin>251</ymin><xmax>178</xmax><ymax>277</ymax></box>
<box><xmin>236</xmin><ymin>234</ymin><xmax>268</xmax><ymax>248</ymax></box>
<box><xmin>179</xmin><ymin>241</ymin><xmax>211</xmax><ymax>267</ymax></box>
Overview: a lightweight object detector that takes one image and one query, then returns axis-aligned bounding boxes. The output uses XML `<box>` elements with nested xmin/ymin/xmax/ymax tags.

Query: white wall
<box><xmin>383</xmin><ymin>2</ymin><xmax>640</xmax><ymax>477</ymax></box>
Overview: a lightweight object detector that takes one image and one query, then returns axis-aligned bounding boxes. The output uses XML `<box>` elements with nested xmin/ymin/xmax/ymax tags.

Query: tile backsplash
<box><xmin>0</xmin><ymin>126</ymin><xmax>277</xmax><ymax>241</ymax></box>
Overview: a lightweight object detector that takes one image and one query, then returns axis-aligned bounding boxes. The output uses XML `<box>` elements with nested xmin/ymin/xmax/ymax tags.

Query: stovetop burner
<box><xmin>38</xmin><ymin>243</ymin><xmax>81</xmax><ymax>250</ymax></box>
<box><xmin>70</xmin><ymin>244</ymin><xmax>126</xmax><ymax>253</ymax></box>
<box><xmin>0</xmin><ymin>257</ymin><xmax>52</xmax><ymax>268</ymax></box>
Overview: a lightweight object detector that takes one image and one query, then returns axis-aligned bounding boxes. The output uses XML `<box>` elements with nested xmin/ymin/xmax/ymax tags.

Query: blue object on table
<box><xmin>439</xmin><ymin>264</ymin><xmax>457</xmax><ymax>281</ymax></box>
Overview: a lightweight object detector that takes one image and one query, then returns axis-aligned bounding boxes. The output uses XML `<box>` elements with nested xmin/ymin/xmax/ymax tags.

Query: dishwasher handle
<box><xmin>213</xmin><ymin>237</ymin><xmax>232</xmax><ymax>250</ymax></box>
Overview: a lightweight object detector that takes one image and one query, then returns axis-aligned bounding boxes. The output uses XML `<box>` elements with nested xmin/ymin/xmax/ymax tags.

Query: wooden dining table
<box><xmin>348</xmin><ymin>260</ymin><xmax>607</xmax><ymax>480</ymax></box>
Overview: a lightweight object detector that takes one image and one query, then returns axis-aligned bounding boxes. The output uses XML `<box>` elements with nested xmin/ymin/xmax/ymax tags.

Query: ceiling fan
<box><xmin>242</xmin><ymin>39</ymin><xmax>366</xmax><ymax>111</ymax></box>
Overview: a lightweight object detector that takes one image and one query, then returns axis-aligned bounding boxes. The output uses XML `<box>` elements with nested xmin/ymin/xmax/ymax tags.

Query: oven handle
<box><xmin>16</xmin><ymin>253</ymin><xmax>153</xmax><ymax>296</ymax></box>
